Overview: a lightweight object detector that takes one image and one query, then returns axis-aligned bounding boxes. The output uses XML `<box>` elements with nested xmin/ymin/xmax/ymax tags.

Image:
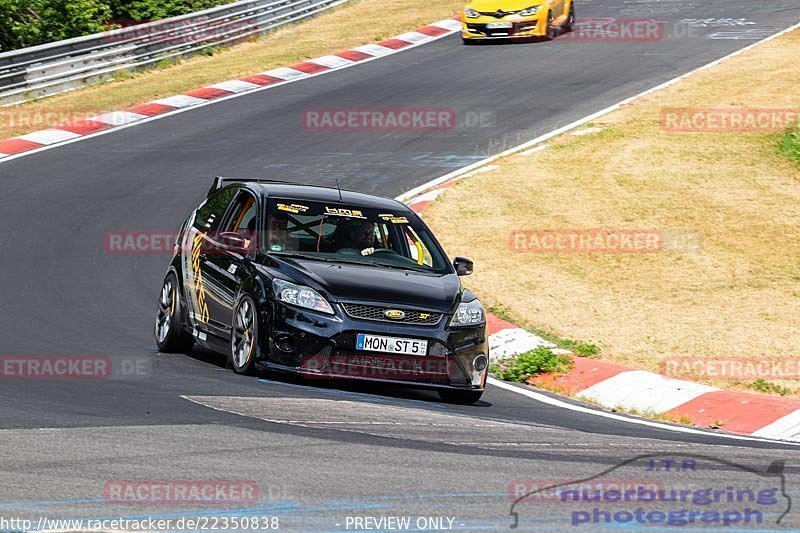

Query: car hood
<box><xmin>265</xmin><ymin>257</ymin><xmax>462</xmax><ymax>313</ymax></box>
<box><xmin>467</xmin><ymin>0</ymin><xmax>542</xmax><ymax>12</ymax></box>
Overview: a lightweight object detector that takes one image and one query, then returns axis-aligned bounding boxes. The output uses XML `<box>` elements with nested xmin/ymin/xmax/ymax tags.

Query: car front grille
<box><xmin>479</xmin><ymin>9</ymin><xmax>520</xmax><ymax>17</ymax></box>
<box><xmin>466</xmin><ymin>23</ymin><xmax>536</xmax><ymax>36</ymax></box>
<box><xmin>341</xmin><ymin>303</ymin><xmax>443</xmax><ymax>326</ymax></box>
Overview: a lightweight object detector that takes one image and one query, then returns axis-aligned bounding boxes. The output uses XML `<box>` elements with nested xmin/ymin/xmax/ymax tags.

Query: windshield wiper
<box><xmin>361</xmin><ymin>261</ymin><xmax>430</xmax><ymax>273</ymax></box>
<box><xmin>273</xmin><ymin>252</ymin><xmax>430</xmax><ymax>272</ymax></box>
<box><xmin>272</xmin><ymin>253</ymin><xmax>371</xmax><ymax>266</ymax></box>
<box><xmin>270</xmin><ymin>252</ymin><xmax>332</xmax><ymax>262</ymax></box>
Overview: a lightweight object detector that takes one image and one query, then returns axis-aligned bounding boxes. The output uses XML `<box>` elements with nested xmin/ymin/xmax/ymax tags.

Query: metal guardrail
<box><xmin>0</xmin><ymin>0</ymin><xmax>350</xmax><ymax>106</ymax></box>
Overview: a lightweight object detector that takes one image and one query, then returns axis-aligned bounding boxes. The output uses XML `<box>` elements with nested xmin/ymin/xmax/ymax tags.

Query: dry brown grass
<box><xmin>0</xmin><ymin>0</ymin><xmax>462</xmax><ymax>139</ymax></box>
<box><xmin>425</xmin><ymin>30</ymin><xmax>800</xmax><ymax>397</ymax></box>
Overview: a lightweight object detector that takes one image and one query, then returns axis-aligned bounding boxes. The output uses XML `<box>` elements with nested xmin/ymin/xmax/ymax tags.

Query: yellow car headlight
<box><xmin>465</xmin><ymin>7</ymin><xmax>480</xmax><ymax>18</ymax></box>
<box><xmin>518</xmin><ymin>5</ymin><xmax>542</xmax><ymax>16</ymax></box>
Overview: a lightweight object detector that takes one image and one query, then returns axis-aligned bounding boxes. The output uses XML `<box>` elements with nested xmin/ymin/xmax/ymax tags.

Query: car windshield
<box><xmin>264</xmin><ymin>199</ymin><xmax>451</xmax><ymax>274</ymax></box>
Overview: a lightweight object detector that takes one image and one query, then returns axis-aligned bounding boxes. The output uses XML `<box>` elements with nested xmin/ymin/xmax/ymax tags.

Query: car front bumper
<box><xmin>462</xmin><ymin>15</ymin><xmax>546</xmax><ymax>39</ymax></box>
<box><xmin>258</xmin><ymin>300</ymin><xmax>488</xmax><ymax>391</ymax></box>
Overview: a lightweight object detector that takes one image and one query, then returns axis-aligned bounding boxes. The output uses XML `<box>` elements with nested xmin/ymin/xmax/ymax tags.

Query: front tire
<box><xmin>438</xmin><ymin>389</ymin><xmax>484</xmax><ymax>405</ymax></box>
<box><xmin>563</xmin><ymin>2</ymin><xmax>575</xmax><ymax>32</ymax></box>
<box><xmin>155</xmin><ymin>271</ymin><xmax>193</xmax><ymax>353</ymax></box>
<box><xmin>230</xmin><ymin>295</ymin><xmax>259</xmax><ymax>375</ymax></box>
<box><xmin>544</xmin><ymin>11</ymin><xmax>557</xmax><ymax>40</ymax></box>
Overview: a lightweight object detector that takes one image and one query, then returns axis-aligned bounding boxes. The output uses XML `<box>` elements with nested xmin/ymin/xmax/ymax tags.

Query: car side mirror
<box><xmin>218</xmin><ymin>232</ymin><xmax>247</xmax><ymax>252</ymax></box>
<box><xmin>453</xmin><ymin>257</ymin><xmax>474</xmax><ymax>276</ymax></box>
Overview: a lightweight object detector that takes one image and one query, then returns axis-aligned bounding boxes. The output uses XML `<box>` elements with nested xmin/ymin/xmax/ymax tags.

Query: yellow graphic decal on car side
<box><xmin>191</xmin><ymin>232</ymin><xmax>210</xmax><ymax>324</ymax></box>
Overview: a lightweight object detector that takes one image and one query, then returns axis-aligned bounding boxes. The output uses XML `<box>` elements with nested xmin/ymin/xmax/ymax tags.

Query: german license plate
<box><xmin>356</xmin><ymin>334</ymin><xmax>428</xmax><ymax>355</ymax></box>
<box><xmin>486</xmin><ymin>22</ymin><xmax>512</xmax><ymax>29</ymax></box>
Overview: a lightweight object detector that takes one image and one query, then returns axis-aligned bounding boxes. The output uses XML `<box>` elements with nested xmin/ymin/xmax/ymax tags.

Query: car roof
<box><xmin>244</xmin><ymin>182</ymin><xmax>410</xmax><ymax>211</ymax></box>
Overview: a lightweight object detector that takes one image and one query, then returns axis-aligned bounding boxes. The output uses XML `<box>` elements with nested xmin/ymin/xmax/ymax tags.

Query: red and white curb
<box><xmin>533</xmin><ymin>357</ymin><xmax>800</xmax><ymax>442</ymax></box>
<box><xmin>0</xmin><ymin>18</ymin><xmax>462</xmax><ymax>162</ymax></box>
<box><xmin>401</xmin><ymin>160</ymin><xmax>800</xmax><ymax>445</ymax></box>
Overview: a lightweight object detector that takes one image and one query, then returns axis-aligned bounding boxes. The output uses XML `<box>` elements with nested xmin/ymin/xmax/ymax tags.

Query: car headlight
<box><xmin>449</xmin><ymin>300</ymin><xmax>485</xmax><ymax>327</ymax></box>
<box><xmin>518</xmin><ymin>5</ymin><xmax>542</xmax><ymax>16</ymax></box>
<box><xmin>273</xmin><ymin>279</ymin><xmax>334</xmax><ymax>315</ymax></box>
<box><xmin>465</xmin><ymin>7</ymin><xmax>480</xmax><ymax>18</ymax></box>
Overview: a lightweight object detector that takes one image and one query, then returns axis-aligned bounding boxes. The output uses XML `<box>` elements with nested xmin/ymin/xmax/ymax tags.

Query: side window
<box><xmin>221</xmin><ymin>193</ymin><xmax>258</xmax><ymax>235</ymax></box>
<box><xmin>193</xmin><ymin>187</ymin><xmax>238</xmax><ymax>233</ymax></box>
<box><xmin>220</xmin><ymin>192</ymin><xmax>259</xmax><ymax>254</ymax></box>
<box><xmin>374</xmin><ymin>223</ymin><xmax>388</xmax><ymax>248</ymax></box>
<box><xmin>377</xmin><ymin>223</ymin><xmax>401</xmax><ymax>253</ymax></box>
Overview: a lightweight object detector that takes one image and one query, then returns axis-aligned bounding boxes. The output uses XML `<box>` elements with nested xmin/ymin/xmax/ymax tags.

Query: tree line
<box><xmin>0</xmin><ymin>0</ymin><xmax>233</xmax><ymax>52</ymax></box>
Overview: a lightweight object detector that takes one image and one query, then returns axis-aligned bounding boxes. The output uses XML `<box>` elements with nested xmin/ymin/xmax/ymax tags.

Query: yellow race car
<box><xmin>462</xmin><ymin>0</ymin><xmax>574</xmax><ymax>43</ymax></box>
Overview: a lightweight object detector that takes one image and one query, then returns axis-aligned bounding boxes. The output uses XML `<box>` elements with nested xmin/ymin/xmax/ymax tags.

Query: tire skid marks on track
<box><xmin>183</xmin><ymin>395</ymin><xmax>570</xmax><ymax>450</ymax></box>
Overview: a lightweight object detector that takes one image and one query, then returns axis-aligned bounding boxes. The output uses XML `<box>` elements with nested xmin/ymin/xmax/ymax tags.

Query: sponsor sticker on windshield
<box><xmin>276</xmin><ymin>203</ymin><xmax>309</xmax><ymax>214</ymax></box>
<box><xmin>379</xmin><ymin>213</ymin><xmax>410</xmax><ymax>224</ymax></box>
<box><xmin>324</xmin><ymin>206</ymin><xmax>366</xmax><ymax>218</ymax></box>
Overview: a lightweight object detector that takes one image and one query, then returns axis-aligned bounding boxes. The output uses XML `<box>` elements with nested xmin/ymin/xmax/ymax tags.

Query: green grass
<box><xmin>490</xmin><ymin>347</ymin><xmax>573</xmax><ymax>383</ymax></box>
<box><xmin>779</xmin><ymin>126</ymin><xmax>800</xmax><ymax>166</ymax></box>
<box><xmin>750</xmin><ymin>378</ymin><xmax>792</xmax><ymax>396</ymax></box>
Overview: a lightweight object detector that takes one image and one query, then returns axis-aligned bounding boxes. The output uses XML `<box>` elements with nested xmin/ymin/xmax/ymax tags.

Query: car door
<box><xmin>202</xmin><ymin>190</ymin><xmax>259</xmax><ymax>339</ymax></box>
<box><xmin>181</xmin><ymin>185</ymin><xmax>239</xmax><ymax>341</ymax></box>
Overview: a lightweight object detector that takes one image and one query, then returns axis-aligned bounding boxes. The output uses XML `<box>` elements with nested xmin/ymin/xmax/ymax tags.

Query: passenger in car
<box><xmin>268</xmin><ymin>213</ymin><xmax>300</xmax><ymax>252</ymax></box>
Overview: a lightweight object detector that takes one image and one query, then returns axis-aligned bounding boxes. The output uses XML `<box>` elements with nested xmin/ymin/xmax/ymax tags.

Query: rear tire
<box><xmin>438</xmin><ymin>389</ymin><xmax>484</xmax><ymax>405</ymax></box>
<box><xmin>230</xmin><ymin>295</ymin><xmax>260</xmax><ymax>375</ymax></box>
<box><xmin>155</xmin><ymin>271</ymin><xmax>194</xmax><ymax>353</ymax></box>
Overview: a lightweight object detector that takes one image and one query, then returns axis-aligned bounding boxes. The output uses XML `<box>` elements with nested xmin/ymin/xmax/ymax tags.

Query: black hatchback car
<box><xmin>155</xmin><ymin>178</ymin><xmax>488</xmax><ymax>403</ymax></box>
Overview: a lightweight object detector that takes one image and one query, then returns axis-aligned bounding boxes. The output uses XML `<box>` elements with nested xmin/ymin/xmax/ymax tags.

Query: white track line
<box><xmin>488</xmin><ymin>378</ymin><xmax>800</xmax><ymax>446</ymax></box>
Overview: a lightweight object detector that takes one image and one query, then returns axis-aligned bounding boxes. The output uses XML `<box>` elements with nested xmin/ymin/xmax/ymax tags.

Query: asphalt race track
<box><xmin>1</xmin><ymin>0</ymin><xmax>800</xmax><ymax>530</ymax></box>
